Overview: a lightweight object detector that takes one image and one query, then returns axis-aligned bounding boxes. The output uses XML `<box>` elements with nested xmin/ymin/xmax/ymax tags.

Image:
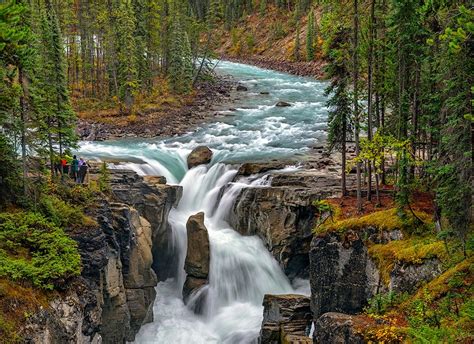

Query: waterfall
<box><xmin>133</xmin><ymin>163</ymin><xmax>297</xmax><ymax>343</ymax></box>
<box><xmin>76</xmin><ymin>60</ymin><xmax>327</xmax><ymax>343</ymax></box>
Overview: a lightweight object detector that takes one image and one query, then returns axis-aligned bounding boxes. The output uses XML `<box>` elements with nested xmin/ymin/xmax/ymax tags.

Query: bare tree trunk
<box><xmin>367</xmin><ymin>0</ymin><xmax>376</xmax><ymax>201</ymax></box>
<box><xmin>342</xmin><ymin>113</ymin><xmax>347</xmax><ymax>196</ymax></box>
<box><xmin>19</xmin><ymin>67</ymin><xmax>29</xmax><ymax>195</ymax></box>
<box><xmin>353</xmin><ymin>0</ymin><xmax>362</xmax><ymax>212</ymax></box>
<box><xmin>374</xmin><ymin>161</ymin><xmax>381</xmax><ymax>206</ymax></box>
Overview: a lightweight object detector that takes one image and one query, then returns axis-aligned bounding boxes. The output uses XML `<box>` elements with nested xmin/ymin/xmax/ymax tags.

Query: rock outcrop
<box><xmin>183</xmin><ymin>212</ymin><xmax>210</xmax><ymax>308</ymax></box>
<box><xmin>236</xmin><ymin>161</ymin><xmax>294</xmax><ymax>176</ymax></box>
<box><xmin>313</xmin><ymin>313</ymin><xmax>365</xmax><ymax>344</ymax></box>
<box><xmin>309</xmin><ymin>228</ymin><xmax>442</xmax><ymax>320</ymax></box>
<box><xmin>258</xmin><ymin>294</ymin><xmax>312</xmax><ymax>344</ymax></box>
<box><xmin>187</xmin><ymin>146</ymin><xmax>213</xmax><ymax>169</ymax></box>
<box><xmin>309</xmin><ymin>230</ymin><xmax>382</xmax><ymax>320</ymax></box>
<box><xmin>236</xmin><ymin>84</ymin><xmax>248</xmax><ymax>91</ymax></box>
<box><xmin>107</xmin><ymin>170</ymin><xmax>182</xmax><ymax>281</ymax></box>
<box><xmin>231</xmin><ymin>167</ymin><xmax>342</xmax><ymax>279</ymax></box>
<box><xmin>24</xmin><ymin>169</ymin><xmax>182</xmax><ymax>343</ymax></box>
<box><xmin>276</xmin><ymin>101</ymin><xmax>292</xmax><ymax>107</ymax></box>
<box><xmin>22</xmin><ymin>287</ymin><xmax>102</xmax><ymax>344</ymax></box>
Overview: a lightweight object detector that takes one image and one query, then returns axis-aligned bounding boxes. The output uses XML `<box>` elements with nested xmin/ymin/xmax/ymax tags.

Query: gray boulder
<box><xmin>187</xmin><ymin>146</ymin><xmax>213</xmax><ymax>169</ymax></box>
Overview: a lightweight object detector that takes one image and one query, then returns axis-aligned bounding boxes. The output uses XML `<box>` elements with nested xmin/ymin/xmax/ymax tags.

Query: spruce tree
<box><xmin>294</xmin><ymin>22</ymin><xmax>301</xmax><ymax>61</ymax></box>
<box><xmin>168</xmin><ymin>18</ymin><xmax>193</xmax><ymax>94</ymax></box>
<box><xmin>306</xmin><ymin>10</ymin><xmax>314</xmax><ymax>61</ymax></box>
<box><xmin>325</xmin><ymin>27</ymin><xmax>352</xmax><ymax>196</ymax></box>
<box><xmin>116</xmin><ymin>0</ymin><xmax>139</xmax><ymax>114</ymax></box>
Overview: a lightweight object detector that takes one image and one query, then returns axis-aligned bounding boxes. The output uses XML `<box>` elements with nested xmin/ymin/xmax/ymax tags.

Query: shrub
<box><xmin>39</xmin><ymin>194</ymin><xmax>84</xmax><ymax>229</ymax></box>
<box><xmin>407</xmin><ymin>325</ymin><xmax>462</xmax><ymax>343</ymax></box>
<box><xmin>366</xmin><ymin>291</ymin><xmax>410</xmax><ymax>315</ymax></box>
<box><xmin>0</xmin><ymin>212</ymin><xmax>81</xmax><ymax>289</ymax></box>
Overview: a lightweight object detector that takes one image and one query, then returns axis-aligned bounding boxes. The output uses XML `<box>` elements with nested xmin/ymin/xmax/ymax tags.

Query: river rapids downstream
<box><xmin>78</xmin><ymin>61</ymin><xmax>329</xmax><ymax>343</ymax></box>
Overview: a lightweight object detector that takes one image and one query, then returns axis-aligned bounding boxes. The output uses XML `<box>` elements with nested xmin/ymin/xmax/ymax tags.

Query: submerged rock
<box><xmin>183</xmin><ymin>212</ymin><xmax>210</xmax><ymax>305</ymax></box>
<box><xmin>258</xmin><ymin>294</ymin><xmax>312</xmax><ymax>344</ymax></box>
<box><xmin>275</xmin><ymin>101</ymin><xmax>291</xmax><ymax>107</ymax></box>
<box><xmin>187</xmin><ymin>146</ymin><xmax>213</xmax><ymax>169</ymax></box>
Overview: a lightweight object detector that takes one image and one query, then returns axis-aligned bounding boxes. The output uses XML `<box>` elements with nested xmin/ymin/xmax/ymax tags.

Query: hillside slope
<box><xmin>214</xmin><ymin>5</ymin><xmax>326</xmax><ymax>78</ymax></box>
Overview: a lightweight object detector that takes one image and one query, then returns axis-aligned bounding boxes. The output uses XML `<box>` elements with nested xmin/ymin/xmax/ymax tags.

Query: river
<box><xmin>78</xmin><ymin>61</ymin><xmax>329</xmax><ymax>343</ymax></box>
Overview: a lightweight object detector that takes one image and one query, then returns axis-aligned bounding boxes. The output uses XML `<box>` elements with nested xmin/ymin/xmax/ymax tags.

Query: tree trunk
<box><xmin>19</xmin><ymin>67</ymin><xmax>29</xmax><ymax>195</ymax></box>
<box><xmin>367</xmin><ymin>0</ymin><xmax>376</xmax><ymax>201</ymax></box>
<box><xmin>353</xmin><ymin>0</ymin><xmax>362</xmax><ymax>212</ymax></box>
<box><xmin>342</xmin><ymin>112</ymin><xmax>347</xmax><ymax>196</ymax></box>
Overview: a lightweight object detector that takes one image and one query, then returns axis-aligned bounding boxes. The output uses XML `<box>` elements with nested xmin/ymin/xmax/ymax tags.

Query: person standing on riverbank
<box><xmin>77</xmin><ymin>159</ymin><xmax>89</xmax><ymax>184</ymax></box>
<box><xmin>70</xmin><ymin>155</ymin><xmax>79</xmax><ymax>180</ymax></box>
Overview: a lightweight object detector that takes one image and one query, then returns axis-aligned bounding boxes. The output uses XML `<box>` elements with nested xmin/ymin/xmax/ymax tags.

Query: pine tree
<box><xmin>44</xmin><ymin>1</ymin><xmax>76</xmax><ymax>156</ymax></box>
<box><xmin>115</xmin><ymin>0</ymin><xmax>139</xmax><ymax>114</ymax></box>
<box><xmin>294</xmin><ymin>22</ymin><xmax>301</xmax><ymax>61</ymax></box>
<box><xmin>168</xmin><ymin>18</ymin><xmax>193</xmax><ymax>94</ymax></box>
<box><xmin>434</xmin><ymin>4</ymin><xmax>473</xmax><ymax>256</ymax></box>
<box><xmin>325</xmin><ymin>27</ymin><xmax>352</xmax><ymax>196</ymax></box>
<box><xmin>306</xmin><ymin>10</ymin><xmax>314</xmax><ymax>61</ymax></box>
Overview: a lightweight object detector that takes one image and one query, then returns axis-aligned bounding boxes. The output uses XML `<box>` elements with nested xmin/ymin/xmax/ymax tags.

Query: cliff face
<box><xmin>23</xmin><ymin>169</ymin><xmax>181</xmax><ymax>343</ymax></box>
<box><xmin>230</xmin><ymin>161</ymin><xmax>342</xmax><ymax>279</ymax></box>
<box><xmin>309</xmin><ymin>226</ymin><xmax>443</xmax><ymax>342</ymax></box>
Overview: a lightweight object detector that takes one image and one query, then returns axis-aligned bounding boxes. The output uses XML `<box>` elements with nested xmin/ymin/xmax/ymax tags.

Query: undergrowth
<box><xmin>0</xmin><ymin>212</ymin><xmax>82</xmax><ymax>290</ymax></box>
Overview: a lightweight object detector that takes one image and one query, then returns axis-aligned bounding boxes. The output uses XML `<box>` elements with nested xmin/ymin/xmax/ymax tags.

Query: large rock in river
<box><xmin>183</xmin><ymin>212</ymin><xmax>210</xmax><ymax>305</ymax></box>
<box><xmin>187</xmin><ymin>146</ymin><xmax>213</xmax><ymax>169</ymax></box>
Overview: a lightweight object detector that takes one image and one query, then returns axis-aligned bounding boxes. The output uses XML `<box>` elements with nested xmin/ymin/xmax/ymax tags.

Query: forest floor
<box><xmin>75</xmin><ymin>76</ymin><xmax>237</xmax><ymax>141</ymax></box>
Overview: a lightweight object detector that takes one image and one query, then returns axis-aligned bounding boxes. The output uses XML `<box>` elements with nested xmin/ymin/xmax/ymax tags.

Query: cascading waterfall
<box><xmin>134</xmin><ymin>162</ymin><xmax>299</xmax><ymax>343</ymax></box>
<box><xmin>77</xmin><ymin>60</ymin><xmax>329</xmax><ymax>343</ymax></box>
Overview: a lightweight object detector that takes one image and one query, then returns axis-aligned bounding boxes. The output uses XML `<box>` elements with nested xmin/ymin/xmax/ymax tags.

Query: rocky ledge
<box><xmin>230</xmin><ymin>154</ymin><xmax>345</xmax><ymax>279</ymax></box>
<box><xmin>23</xmin><ymin>169</ymin><xmax>182</xmax><ymax>344</ymax></box>
<box><xmin>259</xmin><ymin>294</ymin><xmax>313</xmax><ymax>344</ymax></box>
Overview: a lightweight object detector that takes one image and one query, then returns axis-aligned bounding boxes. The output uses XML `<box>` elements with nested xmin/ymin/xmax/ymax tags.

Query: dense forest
<box><xmin>0</xmin><ymin>0</ymin><xmax>472</xmax><ymax>343</ymax></box>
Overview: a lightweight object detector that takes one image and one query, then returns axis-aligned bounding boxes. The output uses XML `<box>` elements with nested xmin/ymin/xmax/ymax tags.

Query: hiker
<box><xmin>77</xmin><ymin>159</ymin><xmax>89</xmax><ymax>184</ymax></box>
<box><xmin>53</xmin><ymin>155</ymin><xmax>62</xmax><ymax>176</ymax></box>
<box><xmin>60</xmin><ymin>156</ymin><xmax>68</xmax><ymax>175</ymax></box>
<box><xmin>70</xmin><ymin>155</ymin><xmax>79</xmax><ymax>180</ymax></box>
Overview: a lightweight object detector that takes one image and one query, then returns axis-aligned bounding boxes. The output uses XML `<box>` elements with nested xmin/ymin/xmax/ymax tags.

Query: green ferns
<box><xmin>0</xmin><ymin>212</ymin><xmax>81</xmax><ymax>290</ymax></box>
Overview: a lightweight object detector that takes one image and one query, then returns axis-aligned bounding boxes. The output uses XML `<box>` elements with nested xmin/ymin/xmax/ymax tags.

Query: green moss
<box><xmin>369</xmin><ymin>239</ymin><xmax>447</xmax><ymax>284</ymax></box>
<box><xmin>0</xmin><ymin>314</ymin><xmax>20</xmax><ymax>343</ymax></box>
<box><xmin>0</xmin><ymin>212</ymin><xmax>82</xmax><ymax>289</ymax></box>
<box><xmin>314</xmin><ymin>207</ymin><xmax>432</xmax><ymax>235</ymax></box>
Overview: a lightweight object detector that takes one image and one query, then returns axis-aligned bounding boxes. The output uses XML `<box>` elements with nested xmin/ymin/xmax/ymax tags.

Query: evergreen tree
<box><xmin>168</xmin><ymin>18</ymin><xmax>193</xmax><ymax>94</ymax></box>
<box><xmin>115</xmin><ymin>0</ymin><xmax>139</xmax><ymax>114</ymax></box>
<box><xmin>434</xmin><ymin>4</ymin><xmax>473</xmax><ymax>255</ymax></box>
<box><xmin>306</xmin><ymin>10</ymin><xmax>314</xmax><ymax>61</ymax></box>
<box><xmin>325</xmin><ymin>26</ymin><xmax>352</xmax><ymax>195</ymax></box>
<box><xmin>294</xmin><ymin>22</ymin><xmax>301</xmax><ymax>61</ymax></box>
